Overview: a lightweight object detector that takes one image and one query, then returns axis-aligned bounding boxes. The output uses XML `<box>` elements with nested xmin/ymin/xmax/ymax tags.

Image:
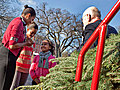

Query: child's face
<box><xmin>26</xmin><ymin>28</ymin><xmax>37</xmax><ymax>38</ymax></box>
<box><xmin>41</xmin><ymin>40</ymin><xmax>51</xmax><ymax>52</ymax></box>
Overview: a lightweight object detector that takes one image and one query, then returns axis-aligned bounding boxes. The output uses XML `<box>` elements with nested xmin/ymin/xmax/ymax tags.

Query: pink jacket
<box><xmin>29</xmin><ymin>55</ymin><xmax>56</xmax><ymax>80</ymax></box>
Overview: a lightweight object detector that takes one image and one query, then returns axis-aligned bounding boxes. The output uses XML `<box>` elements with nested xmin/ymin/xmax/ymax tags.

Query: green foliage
<box><xmin>18</xmin><ymin>34</ymin><xmax>120</xmax><ymax>90</ymax></box>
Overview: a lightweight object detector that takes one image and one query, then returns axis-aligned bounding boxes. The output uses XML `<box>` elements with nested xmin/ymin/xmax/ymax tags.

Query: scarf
<box><xmin>38</xmin><ymin>51</ymin><xmax>51</xmax><ymax>69</ymax></box>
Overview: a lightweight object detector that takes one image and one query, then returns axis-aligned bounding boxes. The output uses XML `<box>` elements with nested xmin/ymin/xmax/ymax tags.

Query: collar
<box><xmin>20</xmin><ymin>16</ymin><xmax>26</xmax><ymax>26</ymax></box>
<box><xmin>92</xmin><ymin>19</ymin><xmax>101</xmax><ymax>23</ymax></box>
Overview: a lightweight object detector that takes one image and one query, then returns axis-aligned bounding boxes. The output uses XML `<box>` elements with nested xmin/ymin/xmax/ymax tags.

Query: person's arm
<box><xmin>9</xmin><ymin>40</ymin><xmax>33</xmax><ymax>49</ymax></box>
<box><xmin>29</xmin><ymin>57</ymin><xmax>37</xmax><ymax>80</ymax></box>
<box><xmin>51</xmin><ymin>61</ymin><xmax>56</xmax><ymax>68</ymax></box>
<box><xmin>49</xmin><ymin>56</ymin><xmax>56</xmax><ymax>68</ymax></box>
<box><xmin>9</xmin><ymin>19</ymin><xmax>33</xmax><ymax>50</ymax></box>
<box><xmin>29</xmin><ymin>55</ymin><xmax>40</xmax><ymax>84</ymax></box>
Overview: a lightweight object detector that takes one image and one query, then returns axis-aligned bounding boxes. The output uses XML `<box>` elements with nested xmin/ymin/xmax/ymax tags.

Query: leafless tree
<box><xmin>33</xmin><ymin>34</ymin><xmax>45</xmax><ymax>53</ymax></box>
<box><xmin>36</xmin><ymin>3</ymin><xmax>83</xmax><ymax>57</ymax></box>
<box><xmin>0</xmin><ymin>0</ymin><xmax>19</xmax><ymax>42</ymax></box>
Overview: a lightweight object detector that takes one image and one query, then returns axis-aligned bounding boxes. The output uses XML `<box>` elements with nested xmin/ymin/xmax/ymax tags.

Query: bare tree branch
<box><xmin>35</xmin><ymin>3</ymin><xmax>83</xmax><ymax>57</ymax></box>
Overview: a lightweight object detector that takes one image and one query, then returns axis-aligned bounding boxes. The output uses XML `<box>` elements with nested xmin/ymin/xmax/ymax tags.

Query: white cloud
<box><xmin>17</xmin><ymin>0</ymin><xmax>37</xmax><ymax>10</ymax></box>
<box><xmin>19</xmin><ymin>0</ymin><xmax>36</xmax><ymax>7</ymax></box>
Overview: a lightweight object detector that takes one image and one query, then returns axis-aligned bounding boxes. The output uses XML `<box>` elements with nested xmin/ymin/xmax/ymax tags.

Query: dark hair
<box><xmin>22</xmin><ymin>5</ymin><xmax>36</xmax><ymax>17</ymax></box>
<box><xmin>27</xmin><ymin>21</ymin><xmax>38</xmax><ymax>30</ymax></box>
<box><xmin>46</xmin><ymin>39</ymin><xmax>55</xmax><ymax>55</ymax></box>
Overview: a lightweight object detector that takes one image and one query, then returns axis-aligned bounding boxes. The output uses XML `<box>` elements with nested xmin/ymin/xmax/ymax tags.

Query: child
<box><xmin>10</xmin><ymin>22</ymin><xmax>38</xmax><ymax>90</ymax></box>
<box><xmin>29</xmin><ymin>39</ymin><xmax>56</xmax><ymax>85</ymax></box>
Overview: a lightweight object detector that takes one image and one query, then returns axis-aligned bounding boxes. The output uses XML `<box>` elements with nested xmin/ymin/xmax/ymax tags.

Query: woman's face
<box><xmin>25</xmin><ymin>13</ymin><xmax>35</xmax><ymax>25</ymax></box>
<box><xmin>41</xmin><ymin>40</ymin><xmax>51</xmax><ymax>52</ymax></box>
<box><xmin>26</xmin><ymin>28</ymin><xmax>37</xmax><ymax>38</ymax></box>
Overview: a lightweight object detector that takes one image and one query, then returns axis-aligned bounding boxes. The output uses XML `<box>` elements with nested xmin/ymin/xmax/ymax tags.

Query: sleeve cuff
<box><xmin>32</xmin><ymin>75</ymin><xmax>38</xmax><ymax>80</ymax></box>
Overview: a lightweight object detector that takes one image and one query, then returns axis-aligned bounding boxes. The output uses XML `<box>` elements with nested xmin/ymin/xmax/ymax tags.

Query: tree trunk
<box><xmin>55</xmin><ymin>43</ymin><xmax>62</xmax><ymax>57</ymax></box>
<box><xmin>58</xmin><ymin>49</ymin><xmax>61</xmax><ymax>57</ymax></box>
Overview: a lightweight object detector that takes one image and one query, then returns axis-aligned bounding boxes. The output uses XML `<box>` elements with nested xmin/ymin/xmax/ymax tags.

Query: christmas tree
<box><xmin>16</xmin><ymin>33</ymin><xmax>120</xmax><ymax>90</ymax></box>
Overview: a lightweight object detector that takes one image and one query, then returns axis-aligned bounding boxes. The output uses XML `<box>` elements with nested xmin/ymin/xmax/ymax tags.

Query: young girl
<box><xmin>29</xmin><ymin>39</ymin><xmax>56</xmax><ymax>85</ymax></box>
<box><xmin>10</xmin><ymin>22</ymin><xmax>38</xmax><ymax>90</ymax></box>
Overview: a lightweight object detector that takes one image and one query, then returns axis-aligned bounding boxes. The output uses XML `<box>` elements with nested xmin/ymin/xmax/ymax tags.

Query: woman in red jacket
<box><xmin>0</xmin><ymin>5</ymin><xmax>36</xmax><ymax>90</ymax></box>
<box><xmin>10</xmin><ymin>22</ymin><xmax>38</xmax><ymax>90</ymax></box>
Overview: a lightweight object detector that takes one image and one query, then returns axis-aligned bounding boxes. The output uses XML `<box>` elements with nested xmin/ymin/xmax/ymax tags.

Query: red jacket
<box><xmin>2</xmin><ymin>17</ymin><xmax>25</xmax><ymax>56</ymax></box>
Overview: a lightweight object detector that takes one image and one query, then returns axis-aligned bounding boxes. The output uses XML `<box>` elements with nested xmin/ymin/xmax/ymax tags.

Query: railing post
<box><xmin>75</xmin><ymin>29</ymin><xmax>99</xmax><ymax>81</ymax></box>
<box><xmin>91</xmin><ymin>24</ymin><xmax>107</xmax><ymax>90</ymax></box>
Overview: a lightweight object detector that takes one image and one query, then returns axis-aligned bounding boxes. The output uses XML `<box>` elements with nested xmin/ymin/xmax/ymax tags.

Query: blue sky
<box><xmin>19</xmin><ymin>0</ymin><xmax>120</xmax><ymax>30</ymax></box>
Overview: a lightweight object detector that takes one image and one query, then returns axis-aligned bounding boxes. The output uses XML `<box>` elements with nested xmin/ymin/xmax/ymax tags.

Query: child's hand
<box><xmin>27</xmin><ymin>38</ymin><xmax>34</xmax><ymax>44</ymax></box>
<box><xmin>25</xmin><ymin>41</ymin><xmax>33</xmax><ymax>46</ymax></box>
<box><xmin>25</xmin><ymin>38</ymin><xmax>34</xmax><ymax>46</ymax></box>
<box><xmin>34</xmin><ymin>78</ymin><xmax>40</xmax><ymax>84</ymax></box>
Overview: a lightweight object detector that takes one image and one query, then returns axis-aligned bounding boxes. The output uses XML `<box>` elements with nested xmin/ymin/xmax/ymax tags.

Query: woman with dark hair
<box><xmin>29</xmin><ymin>39</ymin><xmax>56</xmax><ymax>85</ymax></box>
<box><xmin>10</xmin><ymin>22</ymin><xmax>38</xmax><ymax>90</ymax></box>
<box><xmin>0</xmin><ymin>5</ymin><xmax>36</xmax><ymax>90</ymax></box>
